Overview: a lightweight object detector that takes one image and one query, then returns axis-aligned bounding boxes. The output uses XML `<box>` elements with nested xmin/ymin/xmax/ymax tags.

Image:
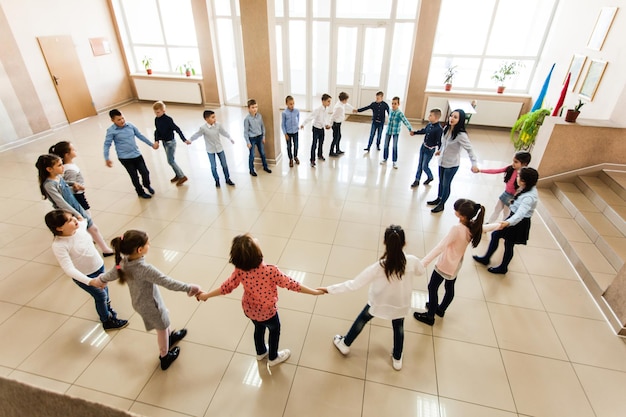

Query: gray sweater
<box><xmin>100</xmin><ymin>257</ymin><xmax>191</xmax><ymax>331</ymax></box>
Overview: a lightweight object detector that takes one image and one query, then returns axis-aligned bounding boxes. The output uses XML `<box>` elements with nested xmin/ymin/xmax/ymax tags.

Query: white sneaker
<box><xmin>393</xmin><ymin>163</ymin><xmax>398</xmax><ymax>169</ymax></box>
<box><xmin>380</xmin><ymin>160</ymin><xmax>387</xmax><ymax>165</ymax></box>
<box><xmin>256</xmin><ymin>345</ymin><xmax>269</xmax><ymax>360</ymax></box>
<box><xmin>268</xmin><ymin>349</ymin><xmax>291</xmax><ymax>366</ymax></box>
<box><xmin>392</xmin><ymin>354</ymin><xmax>403</xmax><ymax>371</ymax></box>
<box><xmin>333</xmin><ymin>335</ymin><xmax>350</xmax><ymax>355</ymax></box>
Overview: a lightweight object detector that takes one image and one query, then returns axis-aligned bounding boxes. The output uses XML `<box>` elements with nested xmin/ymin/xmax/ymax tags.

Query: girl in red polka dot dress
<box><xmin>196</xmin><ymin>234</ymin><xmax>324</xmax><ymax>367</ymax></box>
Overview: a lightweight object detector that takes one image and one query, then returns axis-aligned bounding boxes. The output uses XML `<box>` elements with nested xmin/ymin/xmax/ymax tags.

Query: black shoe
<box><xmin>103</xmin><ymin>318</ymin><xmax>129</xmax><ymax>330</ymax></box>
<box><xmin>337</xmin><ymin>150</ymin><xmax>345</xmax><ymax>155</ymax></box>
<box><xmin>160</xmin><ymin>346</ymin><xmax>180</xmax><ymax>370</ymax></box>
<box><xmin>425</xmin><ymin>302</ymin><xmax>445</xmax><ymax>318</ymax></box>
<box><xmin>376</xmin><ymin>146</ymin><xmax>381</xmax><ymax>151</ymax></box>
<box><xmin>431</xmin><ymin>204</ymin><xmax>444</xmax><ymax>213</ymax></box>
<box><xmin>329</xmin><ymin>152</ymin><xmax>337</xmax><ymax>157</ymax></box>
<box><xmin>138</xmin><ymin>193</ymin><xmax>152</xmax><ymax>199</ymax></box>
<box><xmin>146</xmin><ymin>186</ymin><xmax>155</xmax><ymax>195</ymax></box>
<box><xmin>310</xmin><ymin>161</ymin><xmax>316</xmax><ymax>167</ymax></box>
<box><xmin>427</xmin><ymin>198</ymin><xmax>441</xmax><ymax>206</ymax></box>
<box><xmin>473</xmin><ymin>255</ymin><xmax>490</xmax><ymax>265</ymax></box>
<box><xmin>424</xmin><ymin>178</ymin><xmax>434</xmax><ymax>185</ymax></box>
<box><xmin>318</xmin><ymin>156</ymin><xmax>325</xmax><ymax>161</ymax></box>
<box><xmin>413</xmin><ymin>312</ymin><xmax>435</xmax><ymax>326</ymax></box>
<box><xmin>250</xmin><ymin>171</ymin><xmax>258</xmax><ymax>177</ymax></box>
<box><xmin>364</xmin><ymin>147</ymin><xmax>370</xmax><ymax>152</ymax></box>
<box><xmin>168</xmin><ymin>328</ymin><xmax>187</xmax><ymax>347</ymax></box>
<box><xmin>488</xmin><ymin>266</ymin><xmax>508</xmax><ymax>274</ymax></box>
<box><xmin>103</xmin><ymin>252</ymin><xmax>115</xmax><ymax>257</ymax></box>
<box><xmin>226</xmin><ymin>179</ymin><xmax>235</xmax><ymax>186</ymax></box>
<box><xmin>410</xmin><ymin>180</ymin><xmax>419</xmax><ymax>188</ymax></box>
<box><xmin>263</xmin><ymin>167</ymin><xmax>272</xmax><ymax>173</ymax></box>
<box><xmin>215</xmin><ymin>181</ymin><xmax>220</xmax><ymax>188</ymax></box>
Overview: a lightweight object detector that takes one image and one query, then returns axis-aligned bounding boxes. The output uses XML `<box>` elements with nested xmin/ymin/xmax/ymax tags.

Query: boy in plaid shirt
<box><xmin>380</xmin><ymin>97</ymin><xmax>412</xmax><ymax>169</ymax></box>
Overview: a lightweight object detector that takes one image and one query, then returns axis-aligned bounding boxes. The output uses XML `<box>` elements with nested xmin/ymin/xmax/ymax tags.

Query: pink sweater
<box><xmin>422</xmin><ymin>224</ymin><xmax>471</xmax><ymax>278</ymax></box>
<box><xmin>480</xmin><ymin>166</ymin><xmax>518</xmax><ymax>195</ymax></box>
<box><xmin>220</xmin><ymin>263</ymin><xmax>301</xmax><ymax>321</ymax></box>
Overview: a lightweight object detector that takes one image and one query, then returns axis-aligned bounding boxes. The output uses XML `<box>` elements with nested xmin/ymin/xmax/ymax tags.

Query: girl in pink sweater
<box><xmin>196</xmin><ymin>234</ymin><xmax>324</xmax><ymax>368</ymax></box>
<box><xmin>414</xmin><ymin>199</ymin><xmax>491</xmax><ymax>326</ymax></box>
<box><xmin>476</xmin><ymin>151</ymin><xmax>531</xmax><ymax>223</ymax></box>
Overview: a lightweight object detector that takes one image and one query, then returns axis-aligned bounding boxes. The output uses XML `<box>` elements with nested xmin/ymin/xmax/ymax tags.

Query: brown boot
<box><xmin>176</xmin><ymin>176</ymin><xmax>188</xmax><ymax>186</ymax></box>
<box><xmin>289</xmin><ymin>159</ymin><xmax>294</xmax><ymax>167</ymax></box>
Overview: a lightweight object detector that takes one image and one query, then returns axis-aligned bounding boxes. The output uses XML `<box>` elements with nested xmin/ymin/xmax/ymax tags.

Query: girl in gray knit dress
<box><xmin>99</xmin><ymin>230</ymin><xmax>201</xmax><ymax>370</ymax></box>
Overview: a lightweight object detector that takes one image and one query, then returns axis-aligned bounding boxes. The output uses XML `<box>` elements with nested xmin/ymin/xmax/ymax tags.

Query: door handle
<box><xmin>53</xmin><ymin>75</ymin><xmax>60</xmax><ymax>85</ymax></box>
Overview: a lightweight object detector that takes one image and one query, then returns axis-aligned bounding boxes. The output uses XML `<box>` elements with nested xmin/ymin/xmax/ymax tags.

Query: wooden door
<box><xmin>37</xmin><ymin>36</ymin><xmax>97</xmax><ymax>123</ymax></box>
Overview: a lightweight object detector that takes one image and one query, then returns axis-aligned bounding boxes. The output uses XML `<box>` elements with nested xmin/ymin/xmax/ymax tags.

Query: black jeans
<box><xmin>344</xmin><ymin>304</ymin><xmax>405</xmax><ymax>360</ymax></box>
<box><xmin>119</xmin><ymin>155</ymin><xmax>151</xmax><ymax>195</ymax></box>
<box><xmin>310</xmin><ymin>127</ymin><xmax>325</xmax><ymax>161</ymax></box>
<box><xmin>251</xmin><ymin>313</ymin><xmax>281</xmax><ymax>361</ymax></box>
<box><xmin>426</xmin><ymin>270</ymin><xmax>457</xmax><ymax>319</ymax></box>
<box><xmin>330</xmin><ymin>122</ymin><xmax>342</xmax><ymax>153</ymax></box>
<box><xmin>285</xmin><ymin>132</ymin><xmax>299</xmax><ymax>159</ymax></box>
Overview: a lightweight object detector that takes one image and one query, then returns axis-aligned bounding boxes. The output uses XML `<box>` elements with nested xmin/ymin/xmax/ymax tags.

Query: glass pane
<box><xmin>433</xmin><ymin>0</ymin><xmax>495</xmax><ymax>55</ymax></box>
<box><xmin>313</xmin><ymin>0</ymin><xmax>330</xmax><ymax>18</ymax></box>
<box><xmin>216</xmin><ymin>18</ymin><xmax>240</xmax><ymax>102</ymax></box>
<box><xmin>387</xmin><ymin>23</ymin><xmax>413</xmax><ymax>97</ymax></box>
<box><xmin>159</xmin><ymin>0</ymin><xmax>197</xmax><ymax>46</ymax></box>
<box><xmin>477</xmin><ymin>59</ymin><xmax>533</xmax><ymax>91</ymax></box>
<box><xmin>289</xmin><ymin>0</ymin><xmax>306</xmax><ymax>17</ymax></box>
<box><xmin>336</xmin><ymin>0</ymin><xmax>391</xmax><ymax>18</ymax></box>
<box><xmin>396</xmin><ymin>0</ymin><xmax>418</xmax><ymax>19</ymax></box>
<box><xmin>276</xmin><ymin>25</ymin><xmax>283</xmax><ymax>82</ymax></box>
<box><xmin>312</xmin><ymin>21</ymin><xmax>330</xmax><ymax>97</ymax></box>
<box><xmin>134</xmin><ymin>46</ymin><xmax>169</xmax><ymax>73</ymax></box>
<box><xmin>487</xmin><ymin>0</ymin><xmax>556</xmax><ymax>56</ymax></box>
<box><xmin>122</xmin><ymin>0</ymin><xmax>163</xmax><ymax>44</ymax></box>
<box><xmin>362</xmin><ymin>27</ymin><xmax>385</xmax><ymax>87</ymax></box>
<box><xmin>427</xmin><ymin>57</ymin><xmax>480</xmax><ymax>89</ymax></box>
<box><xmin>289</xmin><ymin>20</ymin><xmax>306</xmax><ymax>94</ymax></box>
<box><xmin>169</xmin><ymin>48</ymin><xmax>201</xmax><ymax>75</ymax></box>
<box><xmin>275</xmin><ymin>0</ymin><xmax>284</xmax><ymax>17</ymax></box>
<box><xmin>214</xmin><ymin>0</ymin><xmax>230</xmax><ymax>16</ymax></box>
<box><xmin>336</xmin><ymin>27</ymin><xmax>357</xmax><ymax>86</ymax></box>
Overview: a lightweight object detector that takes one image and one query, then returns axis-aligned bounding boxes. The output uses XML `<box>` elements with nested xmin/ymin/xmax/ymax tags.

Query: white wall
<box><xmin>532</xmin><ymin>0</ymin><xmax>626</xmax><ymax>125</ymax></box>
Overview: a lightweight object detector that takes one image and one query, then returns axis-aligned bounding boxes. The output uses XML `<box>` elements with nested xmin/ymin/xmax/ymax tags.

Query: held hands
<box><xmin>72</xmin><ymin>183</ymin><xmax>86</xmax><ymax>191</ymax></box>
<box><xmin>409</xmin><ymin>131</ymin><xmax>415</xmax><ymax>136</ymax></box>
<box><xmin>471</xmin><ymin>166</ymin><xmax>480</xmax><ymax>173</ymax></box>
<box><xmin>352</xmin><ymin>109</ymin><xmax>358</xmax><ymax>114</ymax></box>
<box><xmin>195</xmin><ymin>291</ymin><xmax>210</xmax><ymax>302</ymax></box>
<box><xmin>187</xmin><ymin>284</ymin><xmax>201</xmax><ymax>297</ymax></box>
<box><xmin>497</xmin><ymin>221</ymin><xmax>510</xmax><ymax>230</ymax></box>
<box><xmin>89</xmin><ymin>277</ymin><xmax>107</xmax><ymax>289</ymax></box>
<box><xmin>152</xmin><ymin>142</ymin><xmax>159</xmax><ymax>150</ymax></box>
<box><xmin>184</xmin><ymin>140</ymin><xmax>192</xmax><ymax>145</ymax></box>
<box><xmin>316</xmin><ymin>287</ymin><xmax>329</xmax><ymax>294</ymax></box>
<box><xmin>324</xmin><ymin>125</ymin><xmax>331</xmax><ymax>130</ymax></box>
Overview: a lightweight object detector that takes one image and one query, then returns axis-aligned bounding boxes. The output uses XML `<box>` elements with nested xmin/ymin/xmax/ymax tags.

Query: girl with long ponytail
<box><xmin>319</xmin><ymin>225</ymin><xmax>426</xmax><ymax>371</ymax></box>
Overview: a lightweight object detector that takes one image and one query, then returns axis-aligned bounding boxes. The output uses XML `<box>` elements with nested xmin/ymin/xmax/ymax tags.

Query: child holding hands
<box><xmin>196</xmin><ymin>233</ymin><xmax>324</xmax><ymax>368</ymax></box>
<box><xmin>99</xmin><ymin>230</ymin><xmax>201</xmax><ymax>370</ymax></box>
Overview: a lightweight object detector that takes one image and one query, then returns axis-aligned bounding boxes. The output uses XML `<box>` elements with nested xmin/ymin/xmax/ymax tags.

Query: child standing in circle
<box><xmin>414</xmin><ymin>199</ymin><xmax>491</xmax><ymax>326</ymax></box>
<box><xmin>281</xmin><ymin>95</ymin><xmax>300</xmax><ymax>167</ymax></box>
<box><xmin>410</xmin><ymin>108</ymin><xmax>443</xmax><ymax>187</ymax></box>
<box><xmin>48</xmin><ymin>141</ymin><xmax>91</xmax><ymax>212</ymax></box>
<box><xmin>319</xmin><ymin>225</ymin><xmax>425</xmax><ymax>371</ymax></box>
<box><xmin>99</xmin><ymin>230</ymin><xmax>201</xmax><ymax>370</ymax></box>
<box><xmin>45</xmin><ymin>209</ymin><xmax>128</xmax><ymax>330</ymax></box>
<box><xmin>301</xmin><ymin>94</ymin><xmax>332</xmax><ymax>167</ymax></box>
<box><xmin>475</xmin><ymin>151</ymin><xmax>531</xmax><ymax>223</ymax></box>
<box><xmin>356</xmin><ymin>91</ymin><xmax>390</xmax><ymax>152</ymax></box>
<box><xmin>36</xmin><ymin>154</ymin><xmax>113</xmax><ymax>256</ymax></box>
<box><xmin>196</xmin><ymin>233</ymin><xmax>324</xmax><ymax>368</ymax></box>
<box><xmin>189</xmin><ymin>110</ymin><xmax>236</xmax><ymax>188</ymax></box>
<box><xmin>473</xmin><ymin>167</ymin><xmax>540</xmax><ymax>274</ymax></box>
<box><xmin>329</xmin><ymin>92</ymin><xmax>354</xmax><ymax>156</ymax></box>
<box><xmin>380</xmin><ymin>97</ymin><xmax>413</xmax><ymax>169</ymax></box>
<box><xmin>153</xmin><ymin>101</ymin><xmax>190</xmax><ymax>186</ymax></box>
<box><xmin>244</xmin><ymin>99</ymin><xmax>272</xmax><ymax>176</ymax></box>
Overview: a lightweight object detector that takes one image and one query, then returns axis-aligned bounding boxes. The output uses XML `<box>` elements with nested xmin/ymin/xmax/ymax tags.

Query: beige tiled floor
<box><xmin>1</xmin><ymin>102</ymin><xmax>625</xmax><ymax>416</ymax></box>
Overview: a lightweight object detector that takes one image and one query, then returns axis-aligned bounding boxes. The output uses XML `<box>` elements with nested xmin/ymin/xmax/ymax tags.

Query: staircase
<box><xmin>537</xmin><ymin>169</ymin><xmax>626</xmax><ymax>335</ymax></box>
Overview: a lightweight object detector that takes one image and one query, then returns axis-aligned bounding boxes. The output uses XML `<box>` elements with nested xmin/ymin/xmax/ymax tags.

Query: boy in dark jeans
<box><xmin>410</xmin><ymin>108</ymin><xmax>443</xmax><ymax>187</ymax></box>
<box><xmin>355</xmin><ymin>91</ymin><xmax>390</xmax><ymax>152</ymax></box>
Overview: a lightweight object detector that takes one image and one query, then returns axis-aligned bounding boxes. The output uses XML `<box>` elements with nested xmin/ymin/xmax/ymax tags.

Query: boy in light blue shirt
<box><xmin>243</xmin><ymin>99</ymin><xmax>271</xmax><ymax>176</ymax></box>
<box><xmin>189</xmin><ymin>110</ymin><xmax>235</xmax><ymax>188</ymax></box>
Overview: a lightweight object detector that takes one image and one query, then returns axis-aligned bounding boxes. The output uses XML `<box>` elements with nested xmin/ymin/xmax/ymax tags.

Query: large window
<box><xmin>427</xmin><ymin>0</ymin><xmax>558</xmax><ymax>92</ymax></box>
<box><xmin>111</xmin><ymin>0</ymin><xmax>200</xmax><ymax>75</ymax></box>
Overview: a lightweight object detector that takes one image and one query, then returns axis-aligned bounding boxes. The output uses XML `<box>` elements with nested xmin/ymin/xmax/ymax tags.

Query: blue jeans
<box><xmin>437</xmin><ymin>165</ymin><xmax>459</xmax><ymax>205</ymax></box>
<box><xmin>72</xmin><ymin>265</ymin><xmax>113</xmax><ymax>323</ymax></box>
<box><xmin>415</xmin><ymin>144</ymin><xmax>436</xmax><ymax>181</ymax></box>
<box><xmin>251</xmin><ymin>313</ymin><xmax>281</xmax><ymax>361</ymax></box>
<box><xmin>383</xmin><ymin>134</ymin><xmax>399</xmax><ymax>162</ymax></box>
<box><xmin>310</xmin><ymin>127</ymin><xmax>325</xmax><ymax>161</ymax></box>
<box><xmin>285</xmin><ymin>132</ymin><xmax>299</xmax><ymax>160</ymax></box>
<box><xmin>426</xmin><ymin>270</ymin><xmax>456</xmax><ymax>319</ymax></box>
<box><xmin>366</xmin><ymin>121</ymin><xmax>385</xmax><ymax>149</ymax></box>
<box><xmin>162</xmin><ymin>140</ymin><xmax>185</xmax><ymax>178</ymax></box>
<box><xmin>344</xmin><ymin>304</ymin><xmax>405</xmax><ymax>360</ymax></box>
<box><xmin>248</xmin><ymin>135</ymin><xmax>268</xmax><ymax>172</ymax></box>
<box><xmin>207</xmin><ymin>151</ymin><xmax>230</xmax><ymax>182</ymax></box>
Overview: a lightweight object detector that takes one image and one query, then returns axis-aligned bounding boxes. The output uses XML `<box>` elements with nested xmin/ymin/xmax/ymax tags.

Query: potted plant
<box><xmin>491</xmin><ymin>61</ymin><xmax>522</xmax><ymax>94</ymax></box>
<box><xmin>443</xmin><ymin>65</ymin><xmax>457</xmax><ymax>91</ymax></box>
<box><xmin>510</xmin><ymin>108</ymin><xmax>550</xmax><ymax>151</ymax></box>
<box><xmin>141</xmin><ymin>56</ymin><xmax>153</xmax><ymax>75</ymax></box>
<box><xmin>564</xmin><ymin>99</ymin><xmax>585</xmax><ymax>123</ymax></box>
<box><xmin>176</xmin><ymin>62</ymin><xmax>195</xmax><ymax>77</ymax></box>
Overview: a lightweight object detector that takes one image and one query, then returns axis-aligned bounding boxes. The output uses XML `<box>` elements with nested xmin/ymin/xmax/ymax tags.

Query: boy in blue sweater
<box><xmin>104</xmin><ymin>109</ymin><xmax>157</xmax><ymax>199</ymax></box>
<box><xmin>355</xmin><ymin>91</ymin><xmax>390</xmax><ymax>152</ymax></box>
<box><xmin>153</xmin><ymin>101</ymin><xmax>190</xmax><ymax>186</ymax></box>
<box><xmin>410</xmin><ymin>108</ymin><xmax>443</xmax><ymax>187</ymax></box>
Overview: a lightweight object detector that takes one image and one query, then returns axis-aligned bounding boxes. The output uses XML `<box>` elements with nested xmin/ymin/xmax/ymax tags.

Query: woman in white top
<box><xmin>319</xmin><ymin>225</ymin><xmax>425</xmax><ymax>371</ymax></box>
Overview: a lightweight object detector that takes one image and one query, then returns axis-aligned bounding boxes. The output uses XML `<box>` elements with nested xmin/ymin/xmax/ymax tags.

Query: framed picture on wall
<box><xmin>586</xmin><ymin>6</ymin><xmax>618</xmax><ymax>51</ymax></box>
<box><xmin>579</xmin><ymin>59</ymin><xmax>607</xmax><ymax>101</ymax></box>
<box><xmin>565</xmin><ymin>54</ymin><xmax>587</xmax><ymax>91</ymax></box>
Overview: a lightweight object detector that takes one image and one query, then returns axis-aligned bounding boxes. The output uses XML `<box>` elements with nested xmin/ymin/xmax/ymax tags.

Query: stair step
<box><xmin>601</xmin><ymin>170</ymin><xmax>626</xmax><ymax>201</ymax></box>
<box><xmin>576</xmin><ymin>175</ymin><xmax>626</xmax><ymax>211</ymax></box>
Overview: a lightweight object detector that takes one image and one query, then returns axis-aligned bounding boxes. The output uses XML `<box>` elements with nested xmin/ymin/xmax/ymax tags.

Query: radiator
<box><xmin>133</xmin><ymin>78</ymin><xmax>203</xmax><ymax>104</ymax></box>
<box><xmin>425</xmin><ymin>96</ymin><xmax>524</xmax><ymax>128</ymax></box>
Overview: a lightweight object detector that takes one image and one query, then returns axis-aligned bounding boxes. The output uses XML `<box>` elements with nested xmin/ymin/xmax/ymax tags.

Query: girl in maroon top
<box><xmin>197</xmin><ymin>234</ymin><xmax>323</xmax><ymax>367</ymax></box>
